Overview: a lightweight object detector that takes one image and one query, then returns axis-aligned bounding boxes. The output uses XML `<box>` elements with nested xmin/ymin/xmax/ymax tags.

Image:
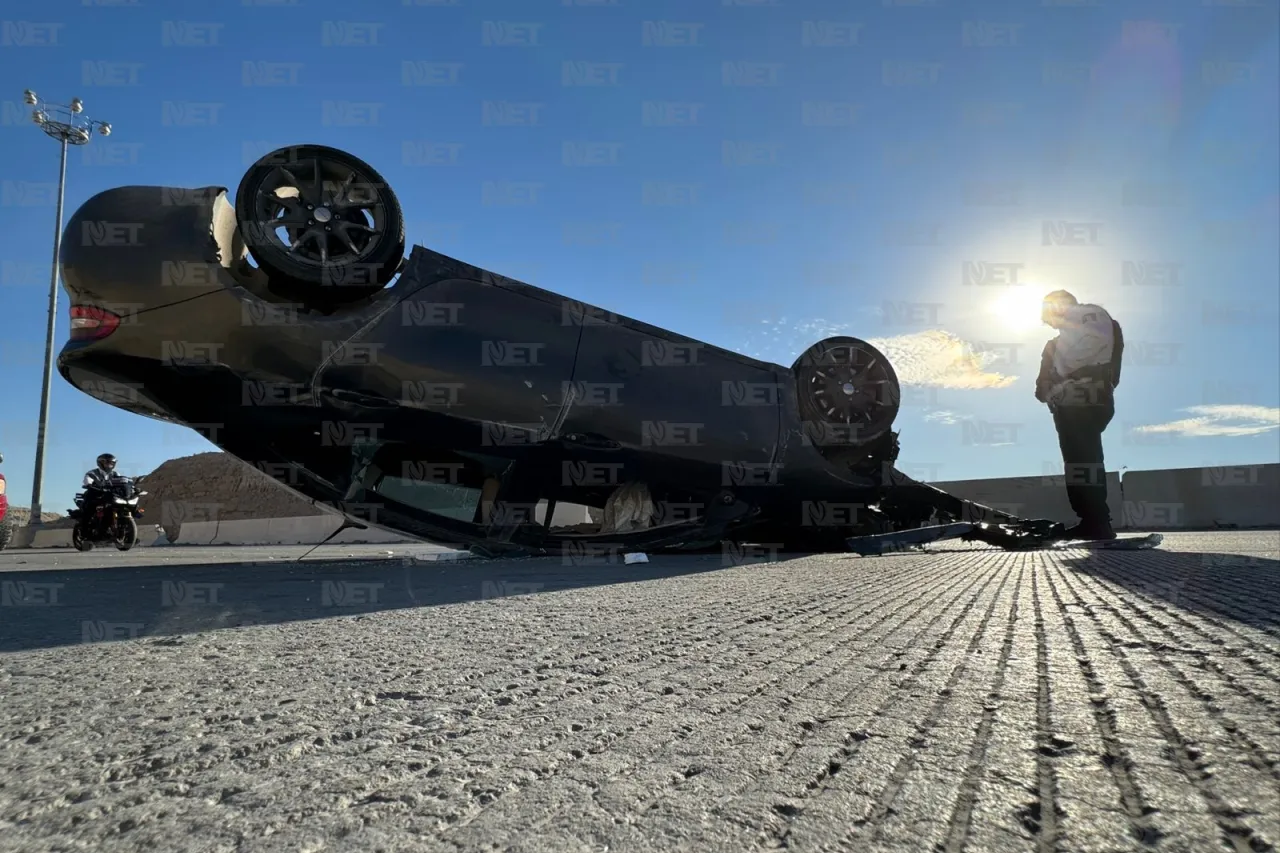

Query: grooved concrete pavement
<box><xmin>1</xmin><ymin>532</ymin><xmax>1277</xmax><ymax>852</ymax></box>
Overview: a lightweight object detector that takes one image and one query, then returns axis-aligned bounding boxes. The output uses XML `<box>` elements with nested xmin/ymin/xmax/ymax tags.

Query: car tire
<box><xmin>792</xmin><ymin>336</ymin><xmax>901</xmax><ymax>448</ymax></box>
<box><xmin>235</xmin><ymin>144</ymin><xmax>406</xmax><ymax>309</ymax></box>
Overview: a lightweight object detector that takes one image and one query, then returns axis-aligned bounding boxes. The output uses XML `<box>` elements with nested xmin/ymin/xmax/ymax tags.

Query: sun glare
<box><xmin>986</xmin><ymin>286</ymin><xmax>1046</xmax><ymax>331</ymax></box>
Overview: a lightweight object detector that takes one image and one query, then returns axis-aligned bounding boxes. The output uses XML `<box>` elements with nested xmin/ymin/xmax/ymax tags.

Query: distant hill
<box><xmin>138</xmin><ymin>451</ymin><xmax>326</xmax><ymax>540</ymax></box>
<box><xmin>3</xmin><ymin>508</ymin><xmax>64</xmax><ymax>527</ymax></box>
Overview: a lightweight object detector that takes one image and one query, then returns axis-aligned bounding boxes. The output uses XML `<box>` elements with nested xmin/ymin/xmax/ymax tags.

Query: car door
<box><xmin>314</xmin><ymin>276</ymin><xmax>581</xmax><ymax>440</ymax></box>
<box><xmin>560</xmin><ymin>310</ymin><xmax>784</xmax><ymax>471</ymax></box>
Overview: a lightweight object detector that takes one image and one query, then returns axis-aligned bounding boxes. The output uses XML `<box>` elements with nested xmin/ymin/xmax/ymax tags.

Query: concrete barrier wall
<box><xmin>173</xmin><ymin>520</ymin><xmax>218</xmax><ymax>545</ymax></box>
<box><xmin>8</xmin><ymin>527</ymin><xmax>39</xmax><ymax>549</ymax></box>
<box><xmin>537</xmin><ymin>501</ymin><xmax>592</xmax><ymax>527</ymax></box>
<box><xmin>328</xmin><ymin>524</ymin><xmax>419</xmax><ymax>545</ymax></box>
<box><xmin>263</xmin><ymin>516</ymin><xmax>329</xmax><ymax>543</ymax></box>
<box><xmin>166</xmin><ymin>515</ymin><xmax>416</xmax><ymax>546</ymax></box>
<box><xmin>182</xmin><ymin>504</ymin><xmax>592</xmax><ymax>546</ymax></box>
<box><xmin>1120</xmin><ymin>464</ymin><xmax>1280</xmax><ymax>529</ymax></box>
<box><xmin>30</xmin><ymin>529</ymin><xmax>73</xmax><ymax>549</ymax></box>
<box><xmin>11</xmin><ymin>524</ymin><xmax>163</xmax><ymax>549</ymax></box>
<box><xmin>209</xmin><ymin>519</ymin><xmax>272</xmax><ymax>546</ymax></box>
<box><xmin>927</xmin><ymin>472</ymin><xmax>1125</xmax><ymax>524</ymax></box>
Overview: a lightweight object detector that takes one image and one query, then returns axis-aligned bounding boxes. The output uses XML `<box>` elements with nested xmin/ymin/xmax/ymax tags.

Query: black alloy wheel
<box><xmin>792</xmin><ymin>336</ymin><xmax>902</xmax><ymax>446</ymax></box>
<box><xmin>235</xmin><ymin>144</ymin><xmax>406</xmax><ymax>307</ymax></box>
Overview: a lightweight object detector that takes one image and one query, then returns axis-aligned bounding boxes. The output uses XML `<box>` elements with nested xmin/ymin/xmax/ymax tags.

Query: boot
<box><xmin>1063</xmin><ymin>518</ymin><xmax>1116</xmax><ymax>541</ymax></box>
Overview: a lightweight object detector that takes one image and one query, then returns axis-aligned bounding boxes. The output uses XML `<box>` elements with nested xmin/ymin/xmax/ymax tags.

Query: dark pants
<box><xmin>1052</xmin><ymin>398</ymin><xmax>1114</xmax><ymax>525</ymax></box>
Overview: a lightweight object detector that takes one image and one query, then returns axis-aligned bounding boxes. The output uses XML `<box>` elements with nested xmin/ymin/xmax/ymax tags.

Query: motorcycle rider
<box><xmin>1035</xmin><ymin>290</ymin><xmax>1124</xmax><ymax>540</ymax></box>
<box><xmin>80</xmin><ymin>453</ymin><xmax>119</xmax><ymax>523</ymax></box>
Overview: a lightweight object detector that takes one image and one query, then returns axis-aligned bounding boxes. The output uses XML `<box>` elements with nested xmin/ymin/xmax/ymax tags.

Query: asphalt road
<box><xmin>1</xmin><ymin>532</ymin><xmax>1278</xmax><ymax>852</ymax></box>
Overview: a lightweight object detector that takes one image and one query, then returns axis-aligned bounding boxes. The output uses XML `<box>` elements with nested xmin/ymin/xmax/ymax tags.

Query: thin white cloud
<box><xmin>924</xmin><ymin>410</ymin><xmax>967</xmax><ymax>425</ymax></box>
<box><xmin>741</xmin><ymin>322</ymin><xmax>1017</xmax><ymax>390</ymax></box>
<box><xmin>1134</xmin><ymin>405</ymin><xmax>1280</xmax><ymax>437</ymax></box>
<box><xmin>867</xmin><ymin>330</ymin><xmax>1017</xmax><ymax>389</ymax></box>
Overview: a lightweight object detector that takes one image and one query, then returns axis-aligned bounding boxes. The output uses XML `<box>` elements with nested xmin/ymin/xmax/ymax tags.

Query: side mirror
<box><xmin>139</xmin><ymin>490</ymin><xmax>149</xmax><ymax>496</ymax></box>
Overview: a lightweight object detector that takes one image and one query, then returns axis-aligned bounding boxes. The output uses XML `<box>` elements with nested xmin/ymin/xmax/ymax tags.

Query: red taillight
<box><xmin>70</xmin><ymin>305</ymin><xmax>121</xmax><ymax>341</ymax></box>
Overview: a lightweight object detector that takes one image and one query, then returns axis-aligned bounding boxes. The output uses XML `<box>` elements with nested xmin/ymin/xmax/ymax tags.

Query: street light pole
<box><xmin>29</xmin><ymin>136</ymin><xmax>69</xmax><ymax>526</ymax></box>
<box><xmin>21</xmin><ymin>90</ymin><xmax>113</xmax><ymax>526</ymax></box>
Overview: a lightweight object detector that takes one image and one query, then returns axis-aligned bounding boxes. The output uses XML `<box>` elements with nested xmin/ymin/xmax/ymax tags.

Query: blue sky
<box><xmin>1</xmin><ymin>0</ymin><xmax>1277</xmax><ymax>513</ymax></box>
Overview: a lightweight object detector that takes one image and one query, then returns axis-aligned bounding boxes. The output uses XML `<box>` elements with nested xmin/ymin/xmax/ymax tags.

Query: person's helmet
<box><xmin>96</xmin><ymin>453</ymin><xmax>117</xmax><ymax>473</ymax></box>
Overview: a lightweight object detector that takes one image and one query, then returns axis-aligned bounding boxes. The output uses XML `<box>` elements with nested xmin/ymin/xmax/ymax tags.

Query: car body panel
<box><xmin>60</xmin><ymin>185</ymin><xmax>234</xmax><ymax>311</ymax></box>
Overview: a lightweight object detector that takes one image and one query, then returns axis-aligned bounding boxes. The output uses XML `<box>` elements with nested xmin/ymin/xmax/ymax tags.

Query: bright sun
<box><xmin>986</xmin><ymin>286</ymin><xmax>1046</xmax><ymax>331</ymax></box>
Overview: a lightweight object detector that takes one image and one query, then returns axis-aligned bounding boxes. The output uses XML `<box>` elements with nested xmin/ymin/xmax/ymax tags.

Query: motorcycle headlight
<box><xmin>113</xmin><ymin>497</ymin><xmax>127</xmax><ymax>504</ymax></box>
<box><xmin>127</xmin><ymin>497</ymin><xmax>139</xmax><ymax>504</ymax></box>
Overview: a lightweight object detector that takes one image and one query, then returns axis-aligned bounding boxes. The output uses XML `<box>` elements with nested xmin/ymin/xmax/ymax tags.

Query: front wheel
<box><xmin>72</xmin><ymin>524</ymin><xmax>94</xmax><ymax>552</ymax></box>
<box><xmin>792</xmin><ymin>337</ymin><xmax>902</xmax><ymax>471</ymax></box>
<box><xmin>114</xmin><ymin>515</ymin><xmax>138</xmax><ymax>551</ymax></box>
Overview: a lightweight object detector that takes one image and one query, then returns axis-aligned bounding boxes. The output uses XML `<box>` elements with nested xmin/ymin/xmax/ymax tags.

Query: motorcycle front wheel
<box><xmin>72</xmin><ymin>524</ymin><xmax>94</xmax><ymax>552</ymax></box>
<box><xmin>114</xmin><ymin>515</ymin><xmax>138</xmax><ymax>551</ymax></box>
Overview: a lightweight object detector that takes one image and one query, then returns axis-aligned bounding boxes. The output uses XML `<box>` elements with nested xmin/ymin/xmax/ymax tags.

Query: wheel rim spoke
<box><xmin>246</xmin><ymin>153</ymin><xmax>392</xmax><ymax>271</ymax></box>
<box><xmin>310</xmin><ymin>160</ymin><xmax>326</xmax><ymax>206</ymax></box>
<box><xmin>334</xmin><ymin>171</ymin><xmax>357</xmax><ymax>207</ymax></box>
<box><xmin>288</xmin><ymin>228</ymin><xmax>320</xmax><ymax>255</ymax></box>
<box><xmin>335</xmin><ymin>222</ymin><xmax>362</xmax><ymax>254</ymax></box>
<box><xmin>264</xmin><ymin>166</ymin><xmax>300</xmax><ymax>192</ymax></box>
<box><xmin>268</xmin><ymin>198</ymin><xmax>309</xmax><ymax>227</ymax></box>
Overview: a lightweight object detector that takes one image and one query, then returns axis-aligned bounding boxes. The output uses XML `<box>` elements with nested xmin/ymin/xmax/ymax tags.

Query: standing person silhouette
<box><xmin>1035</xmin><ymin>290</ymin><xmax>1124</xmax><ymax>540</ymax></box>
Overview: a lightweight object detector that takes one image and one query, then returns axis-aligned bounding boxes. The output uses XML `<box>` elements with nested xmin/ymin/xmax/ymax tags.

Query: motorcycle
<box><xmin>69</xmin><ymin>474</ymin><xmax>148</xmax><ymax>551</ymax></box>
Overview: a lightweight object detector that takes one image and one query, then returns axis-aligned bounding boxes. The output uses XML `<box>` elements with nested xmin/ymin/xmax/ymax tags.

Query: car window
<box><xmin>372</xmin><ymin>473</ymin><xmax>480</xmax><ymax>522</ymax></box>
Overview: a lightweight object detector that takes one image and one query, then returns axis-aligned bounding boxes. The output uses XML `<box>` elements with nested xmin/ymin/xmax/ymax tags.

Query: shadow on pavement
<box><xmin>0</xmin><ymin>553</ymin><xmax>799</xmax><ymax>653</ymax></box>
<box><xmin>1058</xmin><ymin>549</ymin><xmax>1280</xmax><ymax>633</ymax></box>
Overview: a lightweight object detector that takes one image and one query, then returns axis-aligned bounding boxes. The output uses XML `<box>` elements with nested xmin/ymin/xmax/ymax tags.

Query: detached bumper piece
<box><xmin>845</xmin><ymin>520</ymin><xmax>1067</xmax><ymax>556</ymax></box>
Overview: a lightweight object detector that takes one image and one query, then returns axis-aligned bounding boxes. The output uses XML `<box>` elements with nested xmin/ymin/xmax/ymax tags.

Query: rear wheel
<box><xmin>72</xmin><ymin>524</ymin><xmax>94</xmax><ymax>552</ymax></box>
<box><xmin>235</xmin><ymin>144</ymin><xmax>406</xmax><ymax>309</ymax></box>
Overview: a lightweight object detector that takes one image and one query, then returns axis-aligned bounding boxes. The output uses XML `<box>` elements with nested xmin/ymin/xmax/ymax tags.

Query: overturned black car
<box><xmin>57</xmin><ymin>144</ymin><xmax>1057</xmax><ymax>557</ymax></box>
